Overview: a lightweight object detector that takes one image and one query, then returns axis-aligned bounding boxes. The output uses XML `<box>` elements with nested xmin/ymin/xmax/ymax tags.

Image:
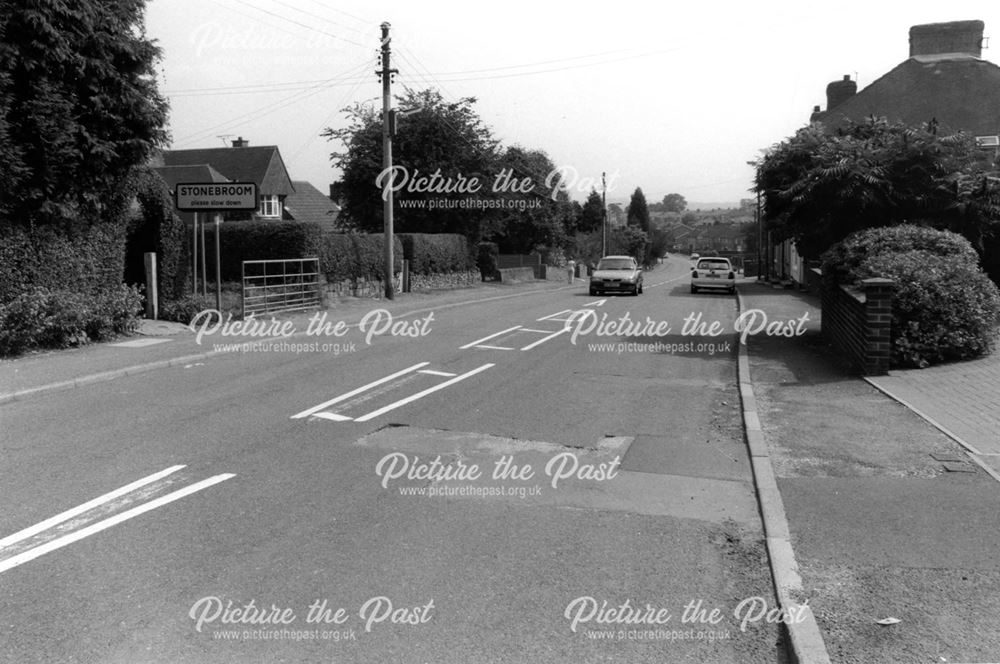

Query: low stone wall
<box><xmin>820</xmin><ymin>277</ymin><xmax>894</xmax><ymax>375</ymax></box>
<box><xmin>408</xmin><ymin>270</ymin><xmax>480</xmax><ymax>291</ymax></box>
<box><xmin>498</xmin><ymin>267</ymin><xmax>537</xmax><ymax>283</ymax></box>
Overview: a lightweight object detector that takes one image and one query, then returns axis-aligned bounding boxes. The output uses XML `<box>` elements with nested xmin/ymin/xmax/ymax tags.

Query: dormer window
<box><xmin>259</xmin><ymin>194</ymin><xmax>281</xmax><ymax>218</ymax></box>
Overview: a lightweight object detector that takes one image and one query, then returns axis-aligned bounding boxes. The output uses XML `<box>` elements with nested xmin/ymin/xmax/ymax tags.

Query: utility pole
<box><xmin>602</xmin><ymin>172</ymin><xmax>607</xmax><ymax>257</ymax></box>
<box><xmin>378</xmin><ymin>22</ymin><xmax>397</xmax><ymax>300</ymax></box>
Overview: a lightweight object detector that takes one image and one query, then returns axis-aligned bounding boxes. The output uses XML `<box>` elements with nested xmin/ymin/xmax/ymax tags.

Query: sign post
<box><xmin>175</xmin><ymin>182</ymin><xmax>258</xmax><ymax>312</ymax></box>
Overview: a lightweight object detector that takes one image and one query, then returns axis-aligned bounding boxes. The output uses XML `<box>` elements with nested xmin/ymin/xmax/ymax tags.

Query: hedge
<box><xmin>822</xmin><ymin>225</ymin><xmax>1000</xmax><ymax>367</ymax></box>
<box><xmin>319</xmin><ymin>232</ymin><xmax>403</xmax><ymax>283</ymax></box>
<box><xmin>397</xmin><ymin>233</ymin><xmax>475</xmax><ymax>275</ymax></box>
<box><xmin>476</xmin><ymin>241</ymin><xmax>499</xmax><ymax>281</ymax></box>
<box><xmin>128</xmin><ymin>169</ymin><xmax>189</xmax><ymax>301</ymax></box>
<box><xmin>202</xmin><ymin>220</ymin><xmax>324</xmax><ymax>282</ymax></box>
<box><xmin>0</xmin><ymin>220</ymin><xmax>127</xmax><ymax>305</ymax></box>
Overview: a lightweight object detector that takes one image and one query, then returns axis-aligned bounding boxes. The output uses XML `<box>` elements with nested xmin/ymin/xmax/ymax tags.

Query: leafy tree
<box><xmin>662</xmin><ymin>193</ymin><xmax>687</xmax><ymax>213</ymax></box>
<box><xmin>755</xmin><ymin>117</ymin><xmax>1000</xmax><ymax>260</ymax></box>
<box><xmin>609</xmin><ymin>225</ymin><xmax>648</xmax><ymax>263</ymax></box>
<box><xmin>0</xmin><ymin>0</ymin><xmax>169</xmax><ymax>227</ymax></box>
<box><xmin>324</xmin><ymin>88</ymin><xmax>501</xmax><ymax>238</ymax></box>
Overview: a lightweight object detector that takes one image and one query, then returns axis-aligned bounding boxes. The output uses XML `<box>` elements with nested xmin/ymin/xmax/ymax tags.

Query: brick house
<box><xmin>770</xmin><ymin>19</ymin><xmax>1000</xmax><ymax>287</ymax></box>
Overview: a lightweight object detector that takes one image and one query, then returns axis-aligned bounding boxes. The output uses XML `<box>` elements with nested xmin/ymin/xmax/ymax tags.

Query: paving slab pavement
<box><xmin>739</xmin><ymin>280</ymin><xmax>1000</xmax><ymax>664</ymax></box>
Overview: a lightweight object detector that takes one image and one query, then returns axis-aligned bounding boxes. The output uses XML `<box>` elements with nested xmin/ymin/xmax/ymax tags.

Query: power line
<box><xmin>224</xmin><ymin>0</ymin><xmax>369</xmax><ymax>48</ymax></box>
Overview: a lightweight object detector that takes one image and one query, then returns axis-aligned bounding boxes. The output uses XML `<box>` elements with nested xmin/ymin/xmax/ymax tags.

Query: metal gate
<box><xmin>242</xmin><ymin>258</ymin><xmax>321</xmax><ymax>317</ymax></box>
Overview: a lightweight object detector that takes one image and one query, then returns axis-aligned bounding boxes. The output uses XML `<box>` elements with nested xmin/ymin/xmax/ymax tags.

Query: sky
<box><xmin>146</xmin><ymin>0</ymin><xmax>1000</xmax><ymax>209</ymax></box>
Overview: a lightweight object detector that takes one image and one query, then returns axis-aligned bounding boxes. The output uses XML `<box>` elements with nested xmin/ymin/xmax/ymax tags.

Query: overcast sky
<box><xmin>146</xmin><ymin>1</ymin><xmax>1000</xmax><ymax>208</ymax></box>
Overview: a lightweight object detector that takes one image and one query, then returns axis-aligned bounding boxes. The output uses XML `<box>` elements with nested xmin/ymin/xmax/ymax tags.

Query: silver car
<box><xmin>589</xmin><ymin>255</ymin><xmax>643</xmax><ymax>296</ymax></box>
<box><xmin>690</xmin><ymin>257</ymin><xmax>736</xmax><ymax>294</ymax></box>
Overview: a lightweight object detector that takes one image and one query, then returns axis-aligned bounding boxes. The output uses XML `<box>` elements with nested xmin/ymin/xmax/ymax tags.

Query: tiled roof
<box><xmin>161</xmin><ymin>145</ymin><xmax>295</xmax><ymax>196</ymax></box>
<box><xmin>151</xmin><ymin>164</ymin><xmax>228</xmax><ymax>191</ymax></box>
<box><xmin>814</xmin><ymin>56</ymin><xmax>1000</xmax><ymax>137</ymax></box>
<box><xmin>283</xmin><ymin>181</ymin><xmax>341</xmax><ymax>229</ymax></box>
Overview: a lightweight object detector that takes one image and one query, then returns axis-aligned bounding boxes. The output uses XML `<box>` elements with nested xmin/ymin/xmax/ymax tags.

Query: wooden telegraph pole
<box><xmin>378</xmin><ymin>22</ymin><xmax>398</xmax><ymax>300</ymax></box>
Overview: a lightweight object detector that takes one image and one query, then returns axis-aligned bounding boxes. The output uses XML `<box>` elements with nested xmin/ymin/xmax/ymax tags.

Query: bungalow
<box><xmin>153</xmin><ymin>137</ymin><xmax>295</xmax><ymax>221</ymax></box>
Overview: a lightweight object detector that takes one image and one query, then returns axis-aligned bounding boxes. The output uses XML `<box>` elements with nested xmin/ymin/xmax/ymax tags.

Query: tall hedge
<box><xmin>0</xmin><ymin>220</ymin><xmax>126</xmax><ymax>304</ymax></box>
<box><xmin>128</xmin><ymin>168</ymin><xmax>189</xmax><ymax>301</ymax></box>
<box><xmin>397</xmin><ymin>233</ymin><xmax>474</xmax><ymax>274</ymax></box>
<box><xmin>320</xmin><ymin>233</ymin><xmax>403</xmax><ymax>283</ymax></box>
<box><xmin>201</xmin><ymin>220</ymin><xmax>324</xmax><ymax>282</ymax></box>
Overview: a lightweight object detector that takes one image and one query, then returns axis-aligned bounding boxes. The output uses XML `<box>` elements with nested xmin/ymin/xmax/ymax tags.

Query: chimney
<box><xmin>826</xmin><ymin>75</ymin><xmax>857</xmax><ymax>111</ymax></box>
<box><xmin>231</xmin><ymin>136</ymin><xmax>248</xmax><ymax>148</ymax></box>
<box><xmin>909</xmin><ymin>20</ymin><xmax>984</xmax><ymax>58</ymax></box>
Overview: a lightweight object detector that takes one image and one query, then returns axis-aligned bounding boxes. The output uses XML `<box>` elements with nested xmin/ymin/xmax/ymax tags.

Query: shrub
<box><xmin>319</xmin><ymin>232</ymin><xmax>403</xmax><ymax>283</ymax></box>
<box><xmin>159</xmin><ymin>290</ymin><xmax>243</xmax><ymax>326</ymax></box>
<box><xmin>821</xmin><ymin>225</ymin><xmax>978</xmax><ymax>288</ymax></box>
<box><xmin>397</xmin><ymin>233</ymin><xmax>474</xmax><ymax>274</ymax></box>
<box><xmin>203</xmin><ymin>220</ymin><xmax>324</xmax><ymax>282</ymax></box>
<box><xmin>0</xmin><ymin>285</ymin><xmax>143</xmax><ymax>356</ymax></box>
<box><xmin>476</xmin><ymin>241</ymin><xmax>499</xmax><ymax>281</ymax></box>
<box><xmin>821</xmin><ymin>225</ymin><xmax>1000</xmax><ymax>367</ymax></box>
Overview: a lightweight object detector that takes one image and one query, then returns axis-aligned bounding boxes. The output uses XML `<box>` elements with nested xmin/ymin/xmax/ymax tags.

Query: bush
<box><xmin>203</xmin><ymin>220</ymin><xmax>324</xmax><ymax>282</ymax></box>
<box><xmin>159</xmin><ymin>289</ymin><xmax>243</xmax><ymax>326</ymax></box>
<box><xmin>822</xmin><ymin>225</ymin><xmax>1000</xmax><ymax>367</ymax></box>
<box><xmin>319</xmin><ymin>232</ymin><xmax>403</xmax><ymax>283</ymax></box>
<box><xmin>0</xmin><ymin>284</ymin><xmax>143</xmax><ymax>356</ymax></box>
<box><xmin>397</xmin><ymin>233</ymin><xmax>474</xmax><ymax>274</ymax></box>
<box><xmin>476</xmin><ymin>241</ymin><xmax>499</xmax><ymax>281</ymax></box>
<box><xmin>821</xmin><ymin>225</ymin><xmax>978</xmax><ymax>288</ymax></box>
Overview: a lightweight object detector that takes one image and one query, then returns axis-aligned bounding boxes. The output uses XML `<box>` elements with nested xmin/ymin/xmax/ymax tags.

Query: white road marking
<box><xmin>582</xmin><ymin>299</ymin><xmax>607</xmax><ymax>307</ymax></box>
<box><xmin>536</xmin><ymin>309</ymin><xmax>574</xmax><ymax>322</ymax></box>
<box><xmin>291</xmin><ymin>362</ymin><xmax>430</xmax><ymax>419</ymax></box>
<box><xmin>520</xmin><ymin>328</ymin><xmax>567</xmax><ymax>351</ymax></box>
<box><xmin>108</xmin><ymin>338</ymin><xmax>172</xmax><ymax>348</ymax></box>
<box><xmin>418</xmin><ymin>369</ymin><xmax>457</xmax><ymax>377</ymax></box>
<box><xmin>354</xmin><ymin>364</ymin><xmax>495</xmax><ymax>422</ymax></box>
<box><xmin>473</xmin><ymin>344</ymin><xmax>514</xmax><ymax>351</ymax></box>
<box><xmin>0</xmin><ymin>465</ymin><xmax>187</xmax><ymax>550</ymax></box>
<box><xmin>459</xmin><ymin>327</ymin><xmax>522</xmax><ymax>350</ymax></box>
<box><xmin>0</xmin><ymin>473</ymin><xmax>235</xmax><ymax>575</ymax></box>
<box><xmin>519</xmin><ymin>328</ymin><xmax>556</xmax><ymax>334</ymax></box>
<box><xmin>313</xmin><ymin>412</ymin><xmax>353</xmax><ymax>422</ymax></box>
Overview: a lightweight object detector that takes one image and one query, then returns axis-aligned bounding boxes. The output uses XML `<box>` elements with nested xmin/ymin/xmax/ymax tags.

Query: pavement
<box><xmin>738</xmin><ymin>280</ymin><xmax>1000</xmax><ymax>664</ymax></box>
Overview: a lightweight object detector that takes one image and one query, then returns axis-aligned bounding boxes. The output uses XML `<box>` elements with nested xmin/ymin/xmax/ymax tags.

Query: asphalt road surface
<box><xmin>1</xmin><ymin>259</ymin><xmax>787</xmax><ymax>663</ymax></box>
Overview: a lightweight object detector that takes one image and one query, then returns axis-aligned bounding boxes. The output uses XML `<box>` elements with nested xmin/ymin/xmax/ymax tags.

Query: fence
<box><xmin>242</xmin><ymin>257</ymin><xmax>321</xmax><ymax>317</ymax></box>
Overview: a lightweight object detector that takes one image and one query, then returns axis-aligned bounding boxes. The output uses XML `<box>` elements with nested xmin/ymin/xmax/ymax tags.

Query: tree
<box><xmin>0</xmin><ymin>0</ymin><xmax>169</xmax><ymax>227</ymax></box>
<box><xmin>575</xmin><ymin>189</ymin><xmax>604</xmax><ymax>234</ymax></box>
<box><xmin>662</xmin><ymin>193</ymin><xmax>687</xmax><ymax>213</ymax></box>
<box><xmin>627</xmin><ymin>187</ymin><xmax>650</xmax><ymax>232</ymax></box>
<box><xmin>324</xmin><ymin>88</ymin><xmax>501</xmax><ymax>237</ymax></box>
<box><xmin>491</xmin><ymin>146</ymin><xmax>574</xmax><ymax>253</ymax></box>
<box><xmin>755</xmin><ymin>117</ymin><xmax>1000</xmax><ymax>260</ymax></box>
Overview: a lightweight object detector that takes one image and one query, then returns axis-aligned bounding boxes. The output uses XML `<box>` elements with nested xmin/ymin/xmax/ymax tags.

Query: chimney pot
<box><xmin>231</xmin><ymin>136</ymin><xmax>248</xmax><ymax>148</ymax></box>
<box><xmin>826</xmin><ymin>75</ymin><xmax>857</xmax><ymax>111</ymax></box>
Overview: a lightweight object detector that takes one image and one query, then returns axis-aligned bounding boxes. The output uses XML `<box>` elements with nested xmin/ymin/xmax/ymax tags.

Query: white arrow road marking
<box><xmin>0</xmin><ymin>465</ymin><xmax>187</xmax><ymax>550</ymax></box>
<box><xmin>291</xmin><ymin>362</ymin><xmax>430</xmax><ymax>419</ymax></box>
<box><xmin>459</xmin><ymin>327</ymin><xmax>521</xmax><ymax>350</ymax></box>
<box><xmin>0</xmin><ymin>473</ymin><xmax>235</xmax><ymax>575</ymax></box>
<box><xmin>354</xmin><ymin>364</ymin><xmax>495</xmax><ymax>422</ymax></box>
<box><xmin>582</xmin><ymin>299</ymin><xmax>607</xmax><ymax>307</ymax></box>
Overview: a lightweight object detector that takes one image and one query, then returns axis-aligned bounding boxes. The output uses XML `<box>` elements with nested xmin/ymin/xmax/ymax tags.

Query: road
<box><xmin>0</xmin><ymin>258</ymin><xmax>786</xmax><ymax>663</ymax></box>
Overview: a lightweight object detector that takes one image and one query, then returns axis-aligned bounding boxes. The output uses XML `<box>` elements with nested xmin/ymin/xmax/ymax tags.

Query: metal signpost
<box><xmin>175</xmin><ymin>182</ymin><xmax>258</xmax><ymax>312</ymax></box>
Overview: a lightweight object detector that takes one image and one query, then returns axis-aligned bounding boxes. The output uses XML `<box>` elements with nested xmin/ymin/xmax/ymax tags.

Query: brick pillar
<box><xmin>862</xmin><ymin>278</ymin><xmax>894</xmax><ymax>375</ymax></box>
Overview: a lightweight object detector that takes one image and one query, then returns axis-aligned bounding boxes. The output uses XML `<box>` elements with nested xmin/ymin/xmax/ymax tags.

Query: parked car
<box><xmin>590</xmin><ymin>255</ymin><xmax>643</xmax><ymax>296</ymax></box>
<box><xmin>690</xmin><ymin>257</ymin><xmax>736</xmax><ymax>294</ymax></box>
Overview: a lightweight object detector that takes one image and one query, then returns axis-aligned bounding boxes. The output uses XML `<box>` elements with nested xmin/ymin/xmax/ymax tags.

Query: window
<box><xmin>259</xmin><ymin>195</ymin><xmax>281</xmax><ymax>218</ymax></box>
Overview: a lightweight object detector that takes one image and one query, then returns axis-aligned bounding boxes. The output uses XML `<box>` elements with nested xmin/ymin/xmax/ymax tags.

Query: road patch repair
<box><xmin>355</xmin><ymin>425</ymin><xmax>759</xmax><ymax>526</ymax></box>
